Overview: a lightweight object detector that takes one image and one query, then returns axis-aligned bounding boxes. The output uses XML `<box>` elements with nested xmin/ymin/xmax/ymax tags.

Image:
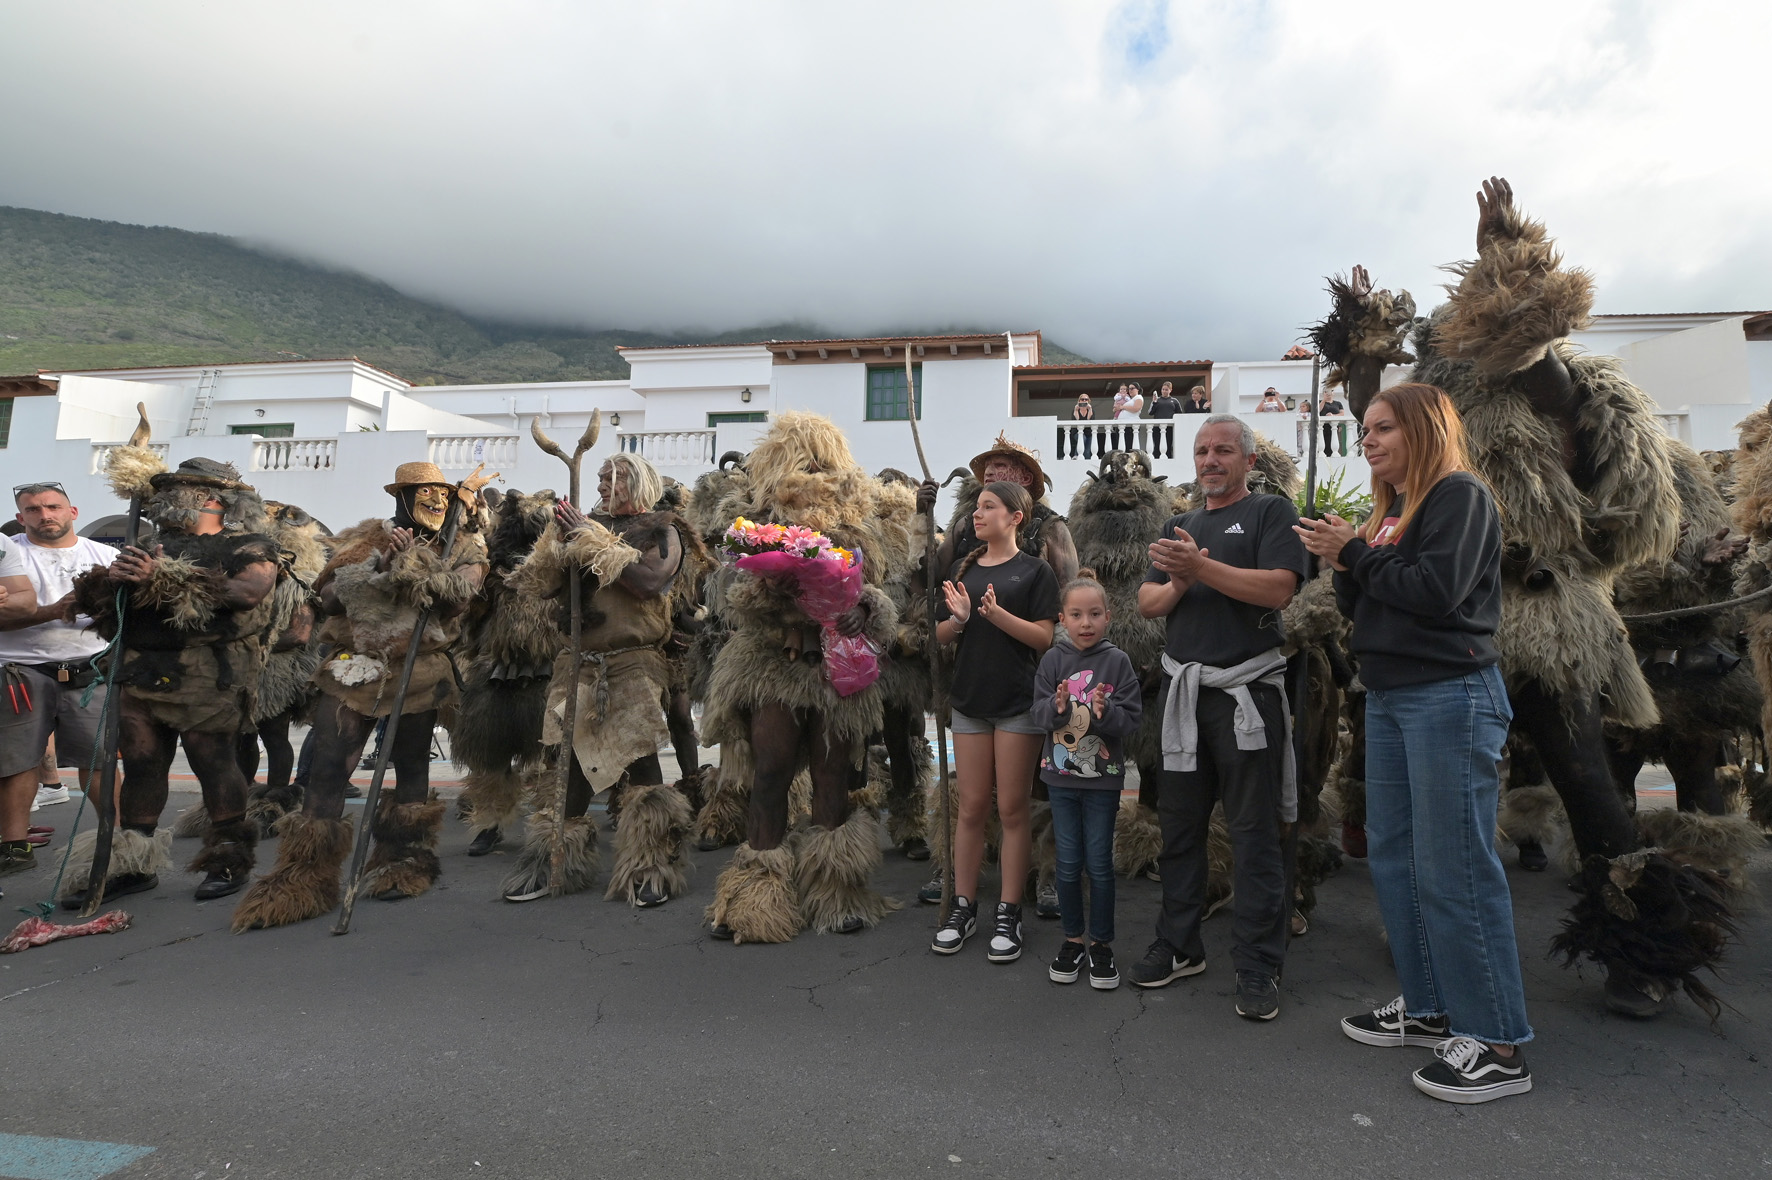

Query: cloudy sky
<box><xmin>4</xmin><ymin>1</ymin><xmax>1767</xmax><ymax>360</ymax></box>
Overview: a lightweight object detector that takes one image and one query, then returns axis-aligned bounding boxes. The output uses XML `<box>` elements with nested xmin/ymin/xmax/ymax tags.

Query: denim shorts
<box><xmin>949</xmin><ymin>708</ymin><xmax>1043</xmax><ymax>736</ymax></box>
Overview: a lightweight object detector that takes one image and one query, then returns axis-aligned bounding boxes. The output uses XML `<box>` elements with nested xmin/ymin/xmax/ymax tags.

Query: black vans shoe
<box><xmin>1087</xmin><ymin>942</ymin><xmax>1119</xmax><ymax>991</ymax></box>
<box><xmin>1234</xmin><ymin>970</ymin><xmax>1280</xmax><ymax>1021</ymax></box>
<box><xmin>1342</xmin><ymin>996</ymin><xmax>1451</xmax><ymax>1047</ymax></box>
<box><xmin>1412</xmin><ymin>1037</ymin><xmax>1532</xmax><ymax>1104</ymax></box>
<box><xmin>932</xmin><ymin>897</ymin><xmax>977</xmax><ymax>954</ymax></box>
<box><xmin>1049</xmin><ymin>940</ymin><xmax>1086</xmax><ymax>984</ymax></box>
<box><xmin>987</xmin><ymin>902</ymin><xmax>1024</xmax><ymax>963</ymax></box>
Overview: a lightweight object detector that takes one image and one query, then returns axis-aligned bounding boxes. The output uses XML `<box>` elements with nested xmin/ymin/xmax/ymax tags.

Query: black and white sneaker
<box><xmin>1087</xmin><ymin>942</ymin><xmax>1119</xmax><ymax>991</ymax></box>
<box><xmin>1342</xmin><ymin>996</ymin><xmax>1452</xmax><ymax>1047</ymax></box>
<box><xmin>1235</xmin><ymin>970</ymin><xmax>1280</xmax><ymax>1021</ymax></box>
<box><xmin>1412</xmin><ymin>1037</ymin><xmax>1532</xmax><ymax>1104</ymax></box>
<box><xmin>987</xmin><ymin>902</ymin><xmax>1024</xmax><ymax>963</ymax></box>
<box><xmin>1049</xmin><ymin>940</ymin><xmax>1086</xmax><ymax>983</ymax></box>
<box><xmin>932</xmin><ymin>897</ymin><xmax>977</xmax><ymax>954</ymax></box>
<box><xmin>1128</xmin><ymin>940</ymin><xmax>1205</xmax><ymax>988</ymax></box>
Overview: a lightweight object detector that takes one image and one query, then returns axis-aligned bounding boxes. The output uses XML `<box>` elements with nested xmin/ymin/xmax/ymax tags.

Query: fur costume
<box><xmin>230</xmin><ymin>815</ymin><xmax>353</xmax><ymax>932</ymax></box>
<box><xmin>706</xmin><ymin>842</ymin><xmax>802</xmax><ymax>945</ymax></box>
<box><xmin>56</xmin><ymin>827</ymin><xmax>172</xmax><ymax>904</ymax></box>
<box><xmin>311</xmin><ymin>520</ymin><xmax>487</xmax><ymax>720</ymax></box>
<box><xmin>1731</xmin><ymin>403</ymin><xmax>1772</xmax><ymax>760</ymax></box>
<box><xmin>605</xmin><ymin>782</ymin><xmax>694</xmax><ymax>904</ymax></box>
<box><xmin>695</xmin><ymin>738</ymin><xmax>753</xmax><ymax>850</ymax></box>
<box><xmin>796</xmin><ymin>807</ymin><xmax>900</xmax><ymax>934</ymax></box>
<box><xmin>449</xmin><ymin>489</ymin><xmax>558</xmax><ymax>839</ymax></box>
<box><xmin>187</xmin><ymin>817</ymin><xmax>258</xmax><ymax>882</ymax></box>
<box><xmin>502</xmin><ymin>811</ymin><xmax>602</xmax><ymax>901</ymax></box>
<box><xmin>700</xmin><ymin>414</ymin><xmax>906</xmax><ymax>758</ymax></box>
<box><xmin>1308</xmin><ymin>272</ymin><xmax>1417</xmax><ymax>404</ymax></box>
<box><xmin>358</xmin><ymin>795</ymin><xmax>446</xmax><ymax>900</ymax></box>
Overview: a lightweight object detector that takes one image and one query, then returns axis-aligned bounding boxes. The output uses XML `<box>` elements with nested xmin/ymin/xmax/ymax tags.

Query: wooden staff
<box><xmin>531</xmin><ymin>413</ymin><xmax>602</xmax><ymax>895</ymax></box>
<box><xmin>905</xmin><ymin>351</ymin><xmax>957</xmax><ymax>914</ymax></box>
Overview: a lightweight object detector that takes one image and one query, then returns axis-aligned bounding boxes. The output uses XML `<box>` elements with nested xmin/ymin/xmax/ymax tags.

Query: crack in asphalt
<box><xmin>1</xmin><ymin>931</ymin><xmax>205</xmax><ymax>1002</ymax></box>
<box><xmin>1106</xmin><ymin>987</ymin><xmax>1150</xmax><ymax>1098</ymax></box>
<box><xmin>786</xmin><ymin>949</ymin><xmax>910</xmax><ymax>1010</ymax></box>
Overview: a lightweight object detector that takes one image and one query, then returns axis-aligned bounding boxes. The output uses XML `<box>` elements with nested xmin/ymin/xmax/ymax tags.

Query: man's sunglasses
<box><xmin>12</xmin><ymin>482</ymin><xmax>68</xmax><ymax>498</ymax></box>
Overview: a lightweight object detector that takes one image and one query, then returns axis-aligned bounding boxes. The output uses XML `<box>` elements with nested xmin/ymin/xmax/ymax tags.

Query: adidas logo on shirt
<box><xmin>1223</xmin><ymin>522</ymin><xmax>1245</xmax><ymax>535</ymax></box>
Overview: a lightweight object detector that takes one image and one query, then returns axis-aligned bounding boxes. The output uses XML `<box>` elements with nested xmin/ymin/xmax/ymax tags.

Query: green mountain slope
<box><xmin>0</xmin><ymin>206</ymin><xmax>1089</xmax><ymax>383</ymax></box>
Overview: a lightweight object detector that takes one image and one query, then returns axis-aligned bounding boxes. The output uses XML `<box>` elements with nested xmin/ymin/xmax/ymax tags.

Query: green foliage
<box><xmin>1295</xmin><ymin>465</ymin><xmax>1372</xmax><ymax>524</ymax></box>
<box><xmin>0</xmin><ymin>206</ymin><xmax>1092</xmax><ymax>384</ymax></box>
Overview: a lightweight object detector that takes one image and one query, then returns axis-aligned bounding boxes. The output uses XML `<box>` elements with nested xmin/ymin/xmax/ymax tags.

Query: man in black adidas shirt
<box><xmin>1132</xmin><ymin>416</ymin><xmax>1306</xmax><ymax>1020</ymax></box>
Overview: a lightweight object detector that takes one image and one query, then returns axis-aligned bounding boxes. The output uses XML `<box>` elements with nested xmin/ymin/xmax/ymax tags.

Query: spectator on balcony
<box><xmin>1256</xmin><ymin>388</ymin><xmax>1287</xmax><ymax>413</ymax></box>
<box><xmin>1071</xmin><ymin>393</ymin><xmax>1095</xmax><ymax>422</ymax></box>
<box><xmin>1147</xmin><ymin>381</ymin><xmax>1184</xmax><ymax>421</ymax></box>
<box><xmin>1183</xmin><ymin>385</ymin><xmax>1213</xmax><ymax>414</ymax></box>
<box><xmin>1113</xmin><ymin>382</ymin><xmax>1145</xmax><ymax>421</ymax></box>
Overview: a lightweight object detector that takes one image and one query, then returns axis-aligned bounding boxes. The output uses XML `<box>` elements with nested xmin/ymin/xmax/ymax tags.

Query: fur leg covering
<box><xmin>1294</xmin><ymin>835</ymin><xmax>1344</xmax><ymax>920</ymax></box>
<box><xmin>787</xmin><ymin>768</ymin><xmax>813</xmax><ymax>826</ymax></box>
<box><xmin>694</xmin><ymin>743</ymin><xmax>752</xmax><ymax>850</ymax></box>
<box><xmin>170</xmin><ymin>802</ymin><xmax>212</xmax><ymax>840</ymax></box>
<box><xmin>1498</xmin><ymin>784</ymin><xmax>1568</xmax><ymax>848</ymax></box>
<box><xmin>707</xmin><ymin>842</ymin><xmax>802</xmax><ymax>944</ymax></box>
<box><xmin>359</xmin><ymin>795</ymin><xmax>446</xmax><ymax>900</ymax></box>
<box><xmin>796</xmin><ymin>807</ymin><xmax>900</xmax><ymax>934</ymax></box>
<box><xmin>56</xmin><ymin>827</ymin><xmax>173</xmax><ymax>903</ymax></box>
<box><xmin>1552</xmin><ymin>849</ymin><xmax>1736</xmax><ymax>1023</ymax></box>
<box><xmin>605</xmin><ymin>783</ymin><xmax>694</xmax><ymax>904</ymax></box>
<box><xmin>1113</xmin><ymin>799</ymin><xmax>1164</xmax><ymax>878</ymax></box>
<box><xmin>230</xmin><ymin>815</ymin><xmax>353</xmax><ymax>931</ymax></box>
<box><xmin>501</xmin><ymin>811</ymin><xmax>600</xmax><ymax>899</ymax></box>
<box><xmin>459</xmin><ymin>767</ymin><xmax>525</xmax><ymax>838</ymax></box>
<box><xmin>245</xmin><ymin>782</ymin><xmax>303</xmax><ymax>839</ymax></box>
<box><xmin>188</xmin><ymin>817</ymin><xmax>258</xmax><ymax>877</ymax></box>
<box><xmin>883</xmin><ymin>738</ymin><xmax>934</xmax><ymax>846</ymax></box>
<box><xmin>1634</xmin><ymin>809</ymin><xmax>1764</xmax><ymax>886</ymax></box>
<box><xmin>927</xmin><ymin>771</ymin><xmax>960</xmax><ymax>873</ymax></box>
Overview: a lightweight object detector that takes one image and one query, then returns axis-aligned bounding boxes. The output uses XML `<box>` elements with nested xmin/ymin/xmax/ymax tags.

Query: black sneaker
<box><xmin>1088</xmin><ymin>942</ymin><xmax>1119</xmax><ymax>991</ymax></box>
<box><xmin>1129</xmin><ymin>940</ymin><xmax>1205</xmax><ymax>988</ymax></box>
<box><xmin>1049</xmin><ymin>940</ymin><xmax>1086</xmax><ymax>984</ymax></box>
<box><xmin>193</xmin><ymin>867</ymin><xmax>248</xmax><ymax>901</ymax></box>
<box><xmin>987</xmin><ymin>902</ymin><xmax>1024</xmax><ymax>963</ymax></box>
<box><xmin>932</xmin><ymin>897</ymin><xmax>977</xmax><ymax>954</ymax></box>
<box><xmin>60</xmin><ymin>871</ymin><xmax>159</xmax><ymax>911</ymax></box>
<box><xmin>1412</xmin><ymin>1037</ymin><xmax>1532</xmax><ymax>1104</ymax></box>
<box><xmin>1341</xmin><ymin>996</ymin><xmax>1451</xmax><ymax>1047</ymax></box>
<box><xmin>0</xmin><ymin>840</ymin><xmax>36</xmax><ymax>877</ymax></box>
<box><xmin>917</xmin><ymin>871</ymin><xmax>945</xmax><ymax>905</ymax></box>
<box><xmin>901</xmin><ymin>837</ymin><xmax>931</xmax><ymax>861</ymax></box>
<box><xmin>467</xmin><ymin>827</ymin><xmax>503</xmax><ymax>857</ymax></box>
<box><xmin>1235</xmin><ymin>970</ymin><xmax>1279</xmax><ymax>1021</ymax></box>
<box><xmin>1603</xmin><ymin>968</ymin><xmax>1673</xmax><ymax>1018</ymax></box>
<box><xmin>1517</xmin><ymin>841</ymin><xmax>1548</xmax><ymax>872</ymax></box>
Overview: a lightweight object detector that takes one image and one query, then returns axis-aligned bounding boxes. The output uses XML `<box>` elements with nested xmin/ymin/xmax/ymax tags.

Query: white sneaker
<box><xmin>34</xmin><ymin>784</ymin><xmax>71</xmax><ymax>810</ymax></box>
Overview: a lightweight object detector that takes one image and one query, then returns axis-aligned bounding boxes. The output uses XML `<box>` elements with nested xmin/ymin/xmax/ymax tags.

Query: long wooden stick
<box><xmin>904</xmin><ymin>351</ymin><xmax>955</xmax><ymax>914</ymax></box>
<box><xmin>532</xmin><ymin>413</ymin><xmax>602</xmax><ymax>895</ymax></box>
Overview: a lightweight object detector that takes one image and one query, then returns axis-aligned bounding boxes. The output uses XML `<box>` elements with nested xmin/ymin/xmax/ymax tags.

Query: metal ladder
<box><xmin>185</xmin><ymin>369</ymin><xmax>218</xmax><ymax>435</ymax></box>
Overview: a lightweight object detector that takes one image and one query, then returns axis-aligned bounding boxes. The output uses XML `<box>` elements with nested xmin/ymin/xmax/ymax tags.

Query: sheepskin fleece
<box><xmin>694</xmin><ymin>739</ymin><xmax>752</xmax><ymax>849</ymax></box>
<box><xmin>605</xmin><ymin>783</ymin><xmax>694</xmax><ymax>904</ymax></box>
<box><xmin>104</xmin><ymin>443</ymin><xmax>169</xmax><ymax>502</ymax></box>
<box><xmin>1729</xmin><ymin>403</ymin><xmax>1772</xmax><ymax>746</ymax></box>
<box><xmin>57</xmin><ymin>827</ymin><xmax>173</xmax><ymax>902</ymax></box>
<box><xmin>796</xmin><ymin>807</ymin><xmax>899</xmax><ymax>933</ymax></box>
<box><xmin>230</xmin><ymin>815</ymin><xmax>353</xmax><ymax>932</ymax></box>
<box><xmin>707</xmin><ymin>842</ymin><xmax>803</xmax><ymax>944</ymax></box>
<box><xmin>502</xmin><ymin>811</ymin><xmax>600</xmax><ymax>900</ymax></box>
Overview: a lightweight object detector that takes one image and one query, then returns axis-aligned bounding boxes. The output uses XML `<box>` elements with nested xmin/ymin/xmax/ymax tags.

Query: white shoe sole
<box><xmin>987</xmin><ymin>945</ymin><xmax>1022</xmax><ymax>964</ymax></box>
<box><xmin>1089</xmin><ymin>973</ymin><xmax>1120</xmax><ymax>991</ymax></box>
<box><xmin>931</xmin><ymin>926</ymin><xmax>974</xmax><ymax>955</ymax></box>
<box><xmin>503</xmin><ymin>887</ymin><xmax>550</xmax><ymax>903</ymax></box>
<box><xmin>1341</xmin><ymin>1018</ymin><xmax>1450</xmax><ymax>1048</ymax></box>
<box><xmin>1412</xmin><ymin>1072</ymin><xmax>1533</xmax><ymax>1104</ymax></box>
<box><xmin>1131</xmin><ymin>958</ymin><xmax>1206</xmax><ymax>988</ymax></box>
<box><xmin>1049</xmin><ymin>964</ymin><xmax>1082</xmax><ymax>983</ymax></box>
<box><xmin>1237</xmin><ymin>1004</ymin><xmax>1280</xmax><ymax>1021</ymax></box>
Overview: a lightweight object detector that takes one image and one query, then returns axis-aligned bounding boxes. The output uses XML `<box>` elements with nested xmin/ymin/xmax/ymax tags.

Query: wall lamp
<box><xmin>610</xmin><ymin>412</ymin><xmax>622</xmax><ymax>427</ymax></box>
<box><xmin>740</xmin><ymin>388</ymin><xmax>753</xmax><ymax>403</ymax></box>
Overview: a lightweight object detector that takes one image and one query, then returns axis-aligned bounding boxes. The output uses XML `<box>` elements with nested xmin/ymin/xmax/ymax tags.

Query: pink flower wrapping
<box><xmin>733</xmin><ymin>548</ymin><xmax>880</xmax><ymax>697</ymax></box>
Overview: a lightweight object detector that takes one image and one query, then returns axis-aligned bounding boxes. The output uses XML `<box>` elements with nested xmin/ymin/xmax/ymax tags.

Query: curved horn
<box><xmin>530</xmin><ymin>417</ymin><xmax>567</xmax><ymax>462</ymax></box>
<box><xmin>718</xmin><ymin>450</ymin><xmax>747</xmax><ymax>471</ymax></box>
<box><xmin>575</xmin><ymin>410</ymin><xmax>601</xmax><ymax>457</ymax></box>
<box><xmin>127</xmin><ymin>402</ymin><xmax>152</xmax><ymax>449</ymax></box>
<box><xmin>940</xmin><ymin>466</ymin><xmax>971</xmax><ymax>487</ymax></box>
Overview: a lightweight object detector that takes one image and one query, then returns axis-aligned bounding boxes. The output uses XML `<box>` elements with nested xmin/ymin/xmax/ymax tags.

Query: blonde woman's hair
<box><xmin>600</xmin><ymin>452</ymin><xmax>664</xmax><ymax>514</ymax></box>
<box><xmin>1359</xmin><ymin>383</ymin><xmax>1473</xmax><ymax>544</ymax></box>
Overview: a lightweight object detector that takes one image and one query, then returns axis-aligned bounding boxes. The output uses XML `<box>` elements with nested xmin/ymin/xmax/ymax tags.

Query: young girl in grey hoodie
<box><xmin>1028</xmin><ymin>571</ymin><xmax>1143</xmax><ymax>989</ymax></box>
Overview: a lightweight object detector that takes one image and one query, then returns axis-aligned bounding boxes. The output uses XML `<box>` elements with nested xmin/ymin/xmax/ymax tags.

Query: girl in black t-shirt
<box><xmin>931</xmin><ymin>481</ymin><xmax>1060</xmax><ymax>964</ymax></box>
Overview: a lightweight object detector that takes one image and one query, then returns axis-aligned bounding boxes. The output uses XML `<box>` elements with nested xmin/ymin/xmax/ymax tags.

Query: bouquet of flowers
<box><xmin>722</xmin><ymin>517</ymin><xmax>879</xmax><ymax>697</ymax></box>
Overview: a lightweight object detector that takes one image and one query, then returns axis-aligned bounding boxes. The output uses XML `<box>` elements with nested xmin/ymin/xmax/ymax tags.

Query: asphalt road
<box><xmin>3</xmin><ymin>786</ymin><xmax>1768</xmax><ymax>1180</ymax></box>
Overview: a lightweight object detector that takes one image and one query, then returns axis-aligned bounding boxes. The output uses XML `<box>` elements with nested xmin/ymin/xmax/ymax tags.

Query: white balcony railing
<box><xmin>1296</xmin><ymin>416</ymin><xmax>1360</xmax><ymax>460</ymax></box>
<box><xmin>91</xmin><ymin>441</ymin><xmax>170</xmax><ymax>474</ymax></box>
<box><xmin>1053</xmin><ymin>421</ymin><xmax>1187</xmax><ymax>461</ymax></box>
<box><xmin>617</xmin><ymin>429</ymin><xmax>716</xmax><ymax>467</ymax></box>
<box><xmin>1655</xmin><ymin>413</ymin><xmax>1690</xmax><ymax>443</ymax></box>
<box><xmin>429</xmin><ymin>433</ymin><xmax>519</xmax><ymax>470</ymax></box>
<box><xmin>252</xmin><ymin>438</ymin><xmax>337</xmax><ymax>472</ymax></box>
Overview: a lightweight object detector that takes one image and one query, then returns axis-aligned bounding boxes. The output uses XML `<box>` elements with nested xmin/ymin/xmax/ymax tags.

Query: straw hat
<box><xmin>383</xmin><ymin>461</ymin><xmax>481</xmax><ymax>509</ymax></box>
<box><xmin>969</xmin><ymin>432</ymin><xmax>1049</xmax><ymax>490</ymax></box>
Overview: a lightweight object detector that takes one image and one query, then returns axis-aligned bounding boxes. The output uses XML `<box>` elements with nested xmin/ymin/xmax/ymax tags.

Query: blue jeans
<box><xmin>1048</xmin><ymin>784</ymin><xmax>1118</xmax><ymax>943</ymax></box>
<box><xmin>1366</xmin><ymin>664</ymin><xmax>1533</xmax><ymax>1045</ymax></box>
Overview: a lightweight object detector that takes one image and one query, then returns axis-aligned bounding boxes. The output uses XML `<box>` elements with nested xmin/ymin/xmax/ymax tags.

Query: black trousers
<box><xmin>1155</xmin><ymin>683</ymin><xmax>1291</xmax><ymax>975</ymax></box>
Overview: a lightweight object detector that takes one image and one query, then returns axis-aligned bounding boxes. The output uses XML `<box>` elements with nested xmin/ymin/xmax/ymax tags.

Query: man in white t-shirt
<box><xmin>0</xmin><ymin>483</ymin><xmax>118</xmax><ymax>877</ymax></box>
